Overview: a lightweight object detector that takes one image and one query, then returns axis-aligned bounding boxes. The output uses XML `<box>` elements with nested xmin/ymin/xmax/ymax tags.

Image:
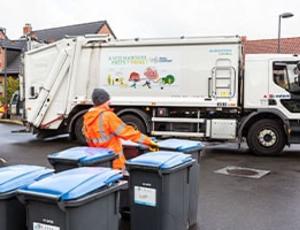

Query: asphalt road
<box><xmin>1</xmin><ymin>123</ymin><xmax>300</xmax><ymax>230</ymax></box>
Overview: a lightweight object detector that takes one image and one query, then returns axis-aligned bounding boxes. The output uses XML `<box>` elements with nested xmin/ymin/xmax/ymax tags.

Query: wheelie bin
<box><xmin>126</xmin><ymin>151</ymin><xmax>194</xmax><ymax>230</ymax></box>
<box><xmin>157</xmin><ymin>138</ymin><xmax>204</xmax><ymax>226</ymax></box>
<box><xmin>48</xmin><ymin>146</ymin><xmax>118</xmax><ymax>172</ymax></box>
<box><xmin>18</xmin><ymin>167</ymin><xmax>126</xmax><ymax>230</ymax></box>
<box><xmin>120</xmin><ymin>140</ymin><xmax>148</xmax><ymax>218</ymax></box>
<box><xmin>0</xmin><ymin>165</ymin><xmax>53</xmax><ymax>230</ymax></box>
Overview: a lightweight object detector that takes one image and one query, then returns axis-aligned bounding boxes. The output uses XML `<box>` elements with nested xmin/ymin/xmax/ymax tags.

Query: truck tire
<box><xmin>120</xmin><ymin>114</ymin><xmax>147</xmax><ymax>134</ymax></box>
<box><xmin>74</xmin><ymin>116</ymin><xmax>87</xmax><ymax>145</ymax></box>
<box><xmin>247</xmin><ymin>119</ymin><xmax>285</xmax><ymax>155</ymax></box>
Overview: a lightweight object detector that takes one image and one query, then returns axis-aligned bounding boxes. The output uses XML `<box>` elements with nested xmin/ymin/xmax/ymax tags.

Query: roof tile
<box><xmin>32</xmin><ymin>21</ymin><xmax>109</xmax><ymax>43</ymax></box>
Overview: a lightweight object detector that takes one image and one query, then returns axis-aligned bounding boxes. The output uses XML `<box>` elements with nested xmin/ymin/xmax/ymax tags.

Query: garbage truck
<box><xmin>21</xmin><ymin>35</ymin><xmax>300</xmax><ymax>155</ymax></box>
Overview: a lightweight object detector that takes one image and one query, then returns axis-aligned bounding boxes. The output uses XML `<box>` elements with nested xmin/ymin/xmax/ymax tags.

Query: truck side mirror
<box><xmin>294</xmin><ymin>75</ymin><xmax>300</xmax><ymax>87</ymax></box>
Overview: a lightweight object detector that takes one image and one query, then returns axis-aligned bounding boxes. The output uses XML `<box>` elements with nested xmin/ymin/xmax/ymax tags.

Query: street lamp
<box><xmin>278</xmin><ymin>12</ymin><xmax>294</xmax><ymax>53</ymax></box>
<box><xmin>3</xmin><ymin>47</ymin><xmax>7</xmax><ymax>119</ymax></box>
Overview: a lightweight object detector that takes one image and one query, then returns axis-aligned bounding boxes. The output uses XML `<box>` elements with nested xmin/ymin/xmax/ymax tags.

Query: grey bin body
<box><xmin>119</xmin><ymin>175</ymin><xmax>130</xmax><ymax>218</ymax></box>
<box><xmin>157</xmin><ymin>138</ymin><xmax>204</xmax><ymax>227</ymax></box>
<box><xmin>120</xmin><ymin>140</ymin><xmax>148</xmax><ymax>218</ymax></box>
<box><xmin>126</xmin><ymin>151</ymin><xmax>194</xmax><ymax>230</ymax></box>
<box><xmin>0</xmin><ymin>165</ymin><xmax>53</xmax><ymax>230</ymax></box>
<box><xmin>0</xmin><ymin>195</ymin><xmax>26</xmax><ymax>230</ymax></box>
<box><xmin>48</xmin><ymin>147</ymin><xmax>118</xmax><ymax>172</ymax></box>
<box><xmin>23</xmin><ymin>184</ymin><xmax>122</xmax><ymax>230</ymax></box>
<box><xmin>18</xmin><ymin>167</ymin><xmax>126</xmax><ymax>230</ymax></box>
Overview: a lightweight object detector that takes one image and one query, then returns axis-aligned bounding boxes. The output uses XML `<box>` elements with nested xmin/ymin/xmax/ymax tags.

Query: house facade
<box><xmin>24</xmin><ymin>21</ymin><xmax>116</xmax><ymax>43</ymax></box>
<box><xmin>0</xmin><ymin>28</ymin><xmax>25</xmax><ymax>99</ymax></box>
<box><xmin>0</xmin><ymin>21</ymin><xmax>116</xmax><ymax>103</ymax></box>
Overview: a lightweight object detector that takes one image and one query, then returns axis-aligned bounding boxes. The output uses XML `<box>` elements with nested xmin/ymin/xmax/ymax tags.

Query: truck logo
<box><xmin>106</xmin><ymin>55</ymin><xmax>176</xmax><ymax>90</ymax></box>
<box><xmin>264</xmin><ymin>94</ymin><xmax>291</xmax><ymax>99</ymax></box>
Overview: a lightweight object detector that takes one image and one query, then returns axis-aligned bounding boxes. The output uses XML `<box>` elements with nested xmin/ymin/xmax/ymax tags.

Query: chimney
<box><xmin>23</xmin><ymin>23</ymin><xmax>32</xmax><ymax>35</ymax></box>
<box><xmin>0</xmin><ymin>27</ymin><xmax>6</xmax><ymax>40</ymax></box>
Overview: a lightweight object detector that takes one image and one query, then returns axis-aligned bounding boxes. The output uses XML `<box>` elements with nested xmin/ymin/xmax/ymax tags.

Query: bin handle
<box><xmin>58</xmin><ymin>201</ymin><xmax>67</xmax><ymax>212</ymax></box>
<box><xmin>187</xmin><ymin>167</ymin><xmax>190</xmax><ymax>185</ymax></box>
<box><xmin>114</xmin><ymin>191</ymin><xmax>120</xmax><ymax>214</ymax></box>
<box><xmin>17</xmin><ymin>190</ymin><xmax>59</xmax><ymax>201</ymax></box>
<box><xmin>17</xmin><ymin>193</ymin><xmax>27</xmax><ymax>205</ymax></box>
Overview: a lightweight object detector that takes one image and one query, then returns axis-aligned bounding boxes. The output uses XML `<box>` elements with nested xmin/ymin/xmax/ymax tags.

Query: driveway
<box><xmin>1</xmin><ymin>123</ymin><xmax>300</xmax><ymax>230</ymax></box>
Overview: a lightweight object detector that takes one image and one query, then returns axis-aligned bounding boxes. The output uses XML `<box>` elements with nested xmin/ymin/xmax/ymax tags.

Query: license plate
<box><xmin>33</xmin><ymin>222</ymin><xmax>60</xmax><ymax>230</ymax></box>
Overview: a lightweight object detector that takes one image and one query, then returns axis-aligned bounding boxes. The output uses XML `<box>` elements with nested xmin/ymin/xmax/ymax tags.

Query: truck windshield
<box><xmin>273</xmin><ymin>62</ymin><xmax>300</xmax><ymax>93</ymax></box>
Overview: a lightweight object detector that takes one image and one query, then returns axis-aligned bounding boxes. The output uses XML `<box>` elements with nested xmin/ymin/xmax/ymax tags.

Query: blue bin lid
<box><xmin>48</xmin><ymin>147</ymin><xmax>116</xmax><ymax>165</ymax></box>
<box><xmin>19</xmin><ymin>167</ymin><xmax>122</xmax><ymax>201</ymax></box>
<box><xmin>0</xmin><ymin>165</ymin><xmax>53</xmax><ymax>194</ymax></box>
<box><xmin>127</xmin><ymin>151</ymin><xmax>192</xmax><ymax>170</ymax></box>
<box><xmin>158</xmin><ymin>139</ymin><xmax>204</xmax><ymax>152</ymax></box>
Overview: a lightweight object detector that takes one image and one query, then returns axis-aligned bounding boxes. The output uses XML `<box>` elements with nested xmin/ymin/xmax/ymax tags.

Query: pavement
<box><xmin>1</xmin><ymin>123</ymin><xmax>300</xmax><ymax>230</ymax></box>
<box><xmin>0</xmin><ymin>118</ymin><xmax>23</xmax><ymax>125</ymax></box>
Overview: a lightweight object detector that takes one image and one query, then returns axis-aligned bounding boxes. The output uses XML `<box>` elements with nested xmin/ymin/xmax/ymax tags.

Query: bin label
<box><xmin>33</xmin><ymin>222</ymin><xmax>60</xmax><ymax>230</ymax></box>
<box><xmin>134</xmin><ymin>186</ymin><xmax>156</xmax><ymax>207</ymax></box>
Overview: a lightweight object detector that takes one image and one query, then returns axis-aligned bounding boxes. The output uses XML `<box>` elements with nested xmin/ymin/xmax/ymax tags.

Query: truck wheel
<box><xmin>120</xmin><ymin>114</ymin><xmax>147</xmax><ymax>134</ymax></box>
<box><xmin>247</xmin><ymin>119</ymin><xmax>285</xmax><ymax>155</ymax></box>
<box><xmin>74</xmin><ymin>116</ymin><xmax>87</xmax><ymax>145</ymax></box>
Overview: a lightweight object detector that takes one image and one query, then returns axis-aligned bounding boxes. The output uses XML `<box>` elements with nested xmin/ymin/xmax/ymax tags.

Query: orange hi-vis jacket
<box><xmin>83</xmin><ymin>104</ymin><xmax>153</xmax><ymax>170</ymax></box>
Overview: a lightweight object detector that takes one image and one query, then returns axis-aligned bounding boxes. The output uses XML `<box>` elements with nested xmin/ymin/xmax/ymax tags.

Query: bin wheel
<box><xmin>74</xmin><ymin>116</ymin><xmax>87</xmax><ymax>145</ymax></box>
<box><xmin>120</xmin><ymin>114</ymin><xmax>147</xmax><ymax>134</ymax></box>
<box><xmin>246</xmin><ymin>119</ymin><xmax>285</xmax><ymax>155</ymax></box>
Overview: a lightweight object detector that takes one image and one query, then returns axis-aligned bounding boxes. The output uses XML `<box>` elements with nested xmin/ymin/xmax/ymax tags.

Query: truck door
<box><xmin>210</xmin><ymin>59</ymin><xmax>237</xmax><ymax>99</ymax></box>
<box><xmin>270</xmin><ymin>61</ymin><xmax>300</xmax><ymax>115</ymax></box>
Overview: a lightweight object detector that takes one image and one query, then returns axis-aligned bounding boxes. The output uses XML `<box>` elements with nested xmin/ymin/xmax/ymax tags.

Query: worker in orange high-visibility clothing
<box><xmin>83</xmin><ymin>88</ymin><xmax>158</xmax><ymax>170</ymax></box>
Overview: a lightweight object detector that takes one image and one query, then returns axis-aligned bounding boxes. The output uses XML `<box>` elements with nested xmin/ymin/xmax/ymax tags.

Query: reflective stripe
<box><xmin>91</xmin><ymin>138</ymin><xmax>103</xmax><ymax>144</ymax></box>
<box><xmin>86</xmin><ymin>137</ymin><xmax>97</xmax><ymax>144</ymax></box>
<box><xmin>114</xmin><ymin>123</ymin><xmax>126</xmax><ymax>136</ymax></box>
<box><xmin>137</xmin><ymin>134</ymin><xmax>146</xmax><ymax>144</ymax></box>
<box><xmin>95</xmin><ymin>112</ymin><xmax>114</xmax><ymax>143</ymax></box>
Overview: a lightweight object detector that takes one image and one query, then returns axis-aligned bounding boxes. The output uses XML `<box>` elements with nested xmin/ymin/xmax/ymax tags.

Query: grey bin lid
<box><xmin>121</xmin><ymin>140</ymin><xmax>139</xmax><ymax>147</ymax></box>
<box><xmin>19</xmin><ymin>167</ymin><xmax>123</xmax><ymax>201</ymax></box>
<box><xmin>158</xmin><ymin>138</ymin><xmax>204</xmax><ymax>152</ymax></box>
<box><xmin>0</xmin><ymin>165</ymin><xmax>53</xmax><ymax>194</ymax></box>
<box><xmin>48</xmin><ymin>147</ymin><xmax>116</xmax><ymax>165</ymax></box>
<box><xmin>121</xmin><ymin>140</ymin><xmax>147</xmax><ymax>149</ymax></box>
<box><xmin>126</xmin><ymin>151</ymin><xmax>193</xmax><ymax>171</ymax></box>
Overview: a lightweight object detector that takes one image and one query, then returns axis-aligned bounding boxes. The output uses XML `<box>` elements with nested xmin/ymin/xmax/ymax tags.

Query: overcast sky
<box><xmin>1</xmin><ymin>0</ymin><xmax>300</xmax><ymax>40</ymax></box>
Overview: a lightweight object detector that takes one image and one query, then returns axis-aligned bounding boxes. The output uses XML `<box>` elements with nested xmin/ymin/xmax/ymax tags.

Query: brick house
<box><xmin>244</xmin><ymin>37</ymin><xmax>300</xmax><ymax>54</ymax></box>
<box><xmin>24</xmin><ymin>20</ymin><xmax>116</xmax><ymax>43</ymax></box>
<box><xmin>0</xmin><ymin>28</ymin><xmax>26</xmax><ymax>99</ymax></box>
<box><xmin>0</xmin><ymin>20</ymin><xmax>116</xmax><ymax>103</ymax></box>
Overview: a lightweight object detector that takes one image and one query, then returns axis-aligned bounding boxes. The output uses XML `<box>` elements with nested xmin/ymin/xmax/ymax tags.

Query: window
<box><xmin>273</xmin><ymin>62</ymin><xmax>300</xmax><ymax>94</ymax></box>
<box><xmin>281</xmin><ymin>100</ymin><xmax>300</xmax><ymax>113</ymax></box>
<box><xmin>273</xmin><ymin>68</ymin><xmax>289</xmax><ymax>90</ymax></box>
